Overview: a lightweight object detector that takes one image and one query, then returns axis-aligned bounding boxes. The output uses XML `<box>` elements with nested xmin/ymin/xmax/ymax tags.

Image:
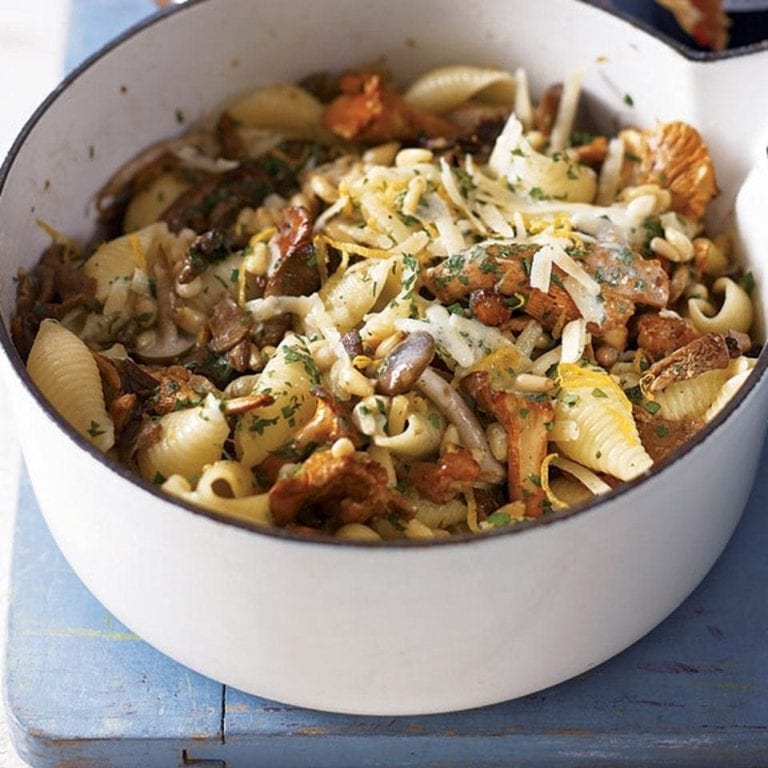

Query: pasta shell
<box><xmin>704</xmin><ymin>357</ymin><xmax>756</xmax><ymax>423</ymax></box>
<box><xmin>404</xmin><ymin>66</ymin><xmax>516</xmax><ymax>113</ymax></box>
<box><xmin>162</xmin><ymin>469</ymin><xmax>272</xmax><ymax>527</ymax></box>
<box><xmin>123</xmin><ymin>172</ymin><xmax>192</xmax><ymax>233</ymax></box>
<box><xmin>26</xmin><ymin>319</ymin><xmax>115</xmax><ymax>452</ymax></box>
<box><xmin>687</xmin><ymin>277</ymin><xmax>753</xmax><ymax>335</ymax></box>
<box><xmin>555</xmin><ymin>364</ymin><xmax>651</xmax><ymax>481</ymax></box>
<box><xmin>137</xmin><ymin>393</ymin><xmax>229</xmax><ymax>483</ymax></box>
<box><xmin>84</xmin><ymin>222</ymin><xmax>168</xmax><ymax>301</ymax></box>
<box><xmin>227</xmin><ymin>84</ymin><xmax>324</xmax><ymax>131</ymax></box>
<box><xmin>654</xmin><ymin>368</ymin><xmax>728</xmax><ymax>421</ymax></box>
<box><xmin>234</xmin><ymin>334</ymin><xmax>319</xmax><ymax>468</ymax></box>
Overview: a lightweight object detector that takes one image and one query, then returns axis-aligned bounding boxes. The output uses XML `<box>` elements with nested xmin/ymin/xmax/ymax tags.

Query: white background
<box><xmin>0</xmin><ymin>3</ymin><xmax>72</xmax><ymax>765</ymax></box>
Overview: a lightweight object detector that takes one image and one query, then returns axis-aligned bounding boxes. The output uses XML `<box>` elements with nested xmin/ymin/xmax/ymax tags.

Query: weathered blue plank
<box><xmin>4</xmin><ymin>468</ymin><xmax>224</xmax><ymax>768</ymax></box>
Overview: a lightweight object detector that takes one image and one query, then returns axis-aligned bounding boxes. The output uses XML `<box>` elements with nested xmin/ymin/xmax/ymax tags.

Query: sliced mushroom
<box><xmin>463</xmin><ymin>371</ymin><xmax>554</xmax><ymax>517</ymax></box>
<box><xmin>377</xmin><ymin>331</ymin><xmax>435</xmax><ymax>396</ymax></box>
<box><xmin>209</xmin><ymin>294</ymin><xmax>252</xmax><ymax>354</ymax></box>
<box><xmin>135</xmin><ymin>253</ymin><xmax>195</xmax><ymax>364</ymax></box>
<box><xmin>640</xmin><ymin>331</ymin><xmax>748</xmax><ymax>394</ymax></box>
<box><xmin>415</xmin><ymin>367</ymin><xmax>505</xmax><ymax>484</ymax></box>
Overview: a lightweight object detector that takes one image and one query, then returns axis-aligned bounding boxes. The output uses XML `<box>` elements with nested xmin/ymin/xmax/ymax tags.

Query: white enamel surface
<box><xmin>2</xmin><ymin>0</ymin><xmax>768</xmax><ymax>714</ymax></box>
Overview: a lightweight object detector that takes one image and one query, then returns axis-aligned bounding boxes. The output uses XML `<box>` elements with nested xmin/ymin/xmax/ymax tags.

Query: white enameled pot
<box><xmin>1</xmin><ymin>0</ymin><xmax>768</xmax><ymax>716</ymax></box>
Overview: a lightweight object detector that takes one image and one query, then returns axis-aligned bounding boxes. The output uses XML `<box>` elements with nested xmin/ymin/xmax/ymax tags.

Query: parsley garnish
<box><xmin>486</xmin><ymin>510</ymin><xmax>512</xmax><ymax>528</ymax></box>
<box><xmin>87</xmin><ymin>421</ymin><xmax>106</xmax><ymax>438</ymax></box>
<box><xmin>249</xmin><ymin>415</ymin><xmax>279</xmax><ymax>434</ymax></box>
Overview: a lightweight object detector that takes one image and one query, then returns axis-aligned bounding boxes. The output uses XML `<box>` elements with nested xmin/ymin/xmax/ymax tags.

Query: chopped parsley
<box><xmin>249</xmin><ymin>415</ymin><xmax>279</xmax><ymax>435</ymax></box>
<box><xmin>486</xmin><ymin>510</ymin><xmax>512</xmax><ymax>528</ymax></box>
<box><xmin>741</xmin><ymin>271</ymin><xmax>755</xmax><ymax>294</ymax></box>
<box><xmin>87</xmin><ymin>421</ymin><xmax>106</xmax><ymax>438</ymax></box>
<box><xmin>645</xmin><ymin>401</ymin><xmax>662</xmax><ymax>415</ymax></box>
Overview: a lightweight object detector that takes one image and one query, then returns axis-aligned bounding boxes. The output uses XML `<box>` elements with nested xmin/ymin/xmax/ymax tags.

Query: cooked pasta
<box><xmin>26</xmin><ymin>320</ymin><xmax>115</xmax><ymax>453</ymax></box>
<box><xmin>12</xmin><ymin>61</ymin><xmax>760</xmax><ymax>539</ymax></box>
<box><xmin>137</xmin><ymin>392</ymin><xmax>229</xmax><ymax>483</ymax></box>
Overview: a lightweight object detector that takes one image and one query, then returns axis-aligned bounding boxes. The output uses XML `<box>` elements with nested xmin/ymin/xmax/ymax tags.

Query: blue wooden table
<box><xmin>4</xmin><ymin>2</ymin><xmax>768</xmax><ymax>766</ymax></box>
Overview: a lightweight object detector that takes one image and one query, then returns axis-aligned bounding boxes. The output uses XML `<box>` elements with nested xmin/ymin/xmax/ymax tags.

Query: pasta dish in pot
<box><xmin>12</xmin><ymin>64</ymin><xmax>759</xmax><ymax>539</ymax></box>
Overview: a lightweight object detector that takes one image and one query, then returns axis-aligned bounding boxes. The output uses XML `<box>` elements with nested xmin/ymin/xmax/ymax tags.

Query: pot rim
<box><xmin>1</xmin><ymin>0</ymin><xmax>767</xmax><ymax>549</ymax></box>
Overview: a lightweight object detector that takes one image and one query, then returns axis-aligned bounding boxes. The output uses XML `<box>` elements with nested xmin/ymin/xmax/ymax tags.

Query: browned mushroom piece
<box><xmin>94</xmin><ymin>353</ymin><xmax>161</xmax><ymax>404</ymax></box>
<box><xmin>640</xmin><ymin>331</ymin><xmax>750</xmax><ymax>394</ymax></box>
<box><xmin>265</xmin><ymin>206</ymin><xmax>320</xmax><ymax>297</ymax></box>
<box><xmin>533</xmin><ymin>83</ymin><xmax>563</xmax><ymax>136</ymax></box>
<box><xmin>209</xmin><ymin>294</ymin><xmax>252</xmax><ymax>354</ymax></box>
<box><xmin>469</xmin><ymin>289</ymin><xmax>512</xmax><ymax>327</ymax></box>
<box><xmin>257</xmin><ymin>206</ymin><xmax>321</xmax><ymax>347</ymax></box>
<box><xmin>268</xmin><ymin>450</ymin><xmax>414</xmax><ymax>528</ymax></box>
<box><xmin>376</xmin><ymin>331</ymin><xmax>435</xmax><ymax>396</ymax></box>
<box><xmin>216</xmin><ymin>111</ymin><xmax>248</xmax><ymax>162</ymax></box>
<box><xmin>95</xmin><ymin>130</ymin><xmax>216</xmax><ymax>217</ymax></box>
<box><xmin>425</xmin><ymin>240</ymin><xmax>669</xmax><ymax>351</ymax></box>
<box><xmin>11</xmin><ymin>243</ymin><xmax>98</xmax><ymax>360</ymax></box>
<box><xmin>178</xmin><ymin>229</ymin><xmax>237</xmax><ymax>285</ymax></box>
<box><xmin>635</xmin><ymin>312</ymin><xmax>701</xmax><ymax>360</ymax></box>
<box><xmin>291</xmin><ymin>388</ymin><xmax>363</xmax><ymax>452</ymax></box>
<box><xmin>404</xmin><ymin>448</ymin><xmax>480</xmax><ymax>505</ymax></box>
<box><xmin>134</xmin><ymin>254</ymin><xmax>195</xmax><ymax>364</ymax></box>
<box><xmin>463</xmin><ymin>371</ymin><xmax>554</xmax><ymax>518</ymax></box>
<box><xmin>321</xmin><ymin>72</ymin><xmax>461</xmax><ymax>144</ymax></box>
<box><xmin>619</xmin><ymin>121</ymin><xmax>718</xmax><ymax>221</ymax></box>
<box><xmin>161</xmin><ymin>160</ymin><xmax>296</xmax><ymax>234</ymax></box>
<box><xmin>339</xmin><ymin>329</ymin><xmax>364</xmax><ymax>358</ymax></box>
<box><xmin>146</xmin><ymin>365</ymin><xmax>217</xmax><ymax>416</ymax></box>
<box><xmin>415</xmin><ymin>367</ymin><xmax>506</xmax><ymax>484</ymax></box>
<box><xmin>222</xmin><ymin>391</ymin><xmax>275</xmax><ymax>416</ymax></box>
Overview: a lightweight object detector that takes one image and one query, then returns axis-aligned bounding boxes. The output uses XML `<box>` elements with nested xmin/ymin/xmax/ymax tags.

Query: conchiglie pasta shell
<box><xmin>547</xmin><ymin>476</ymin><xmax>594</xmax><ymax>507</ymax></box>
<box><xmin>234</xmin><ymin>334</ymin><xmax>319</xmax><ymax>468</ymax></box>
<box><xmin>654</xmin><ymin>368</ymin><xmax>728</xmax><ymax>421</ymax></box>
<box><xmin>137</xmin><ymin>393</ymin><xmax>229</xmax><ymax>483</ymax></box>
<box><xmin>26</xmin><ymin>319</ymin><xmax>115</xmax><ymax>452</ymax></box>
<box><xmin>227</xmin><ymin>84</ymin><xmax>324</xmax><ymax>131</ymax></box>
<box><xmin>335</xmin><ymin>523</ymin><xmax>382</xmax><ymax>541</ymax></box>
<box><xmin>84</xmin><ymin>222</ymin><xmax>169</xmax><ymax>301</ymax></box>
<box><xmin>123</xmin><ymin>172</ymin><xmax>192</xmax><ymax>233</ymax></box>
<box><xmin>404</xmin><ymin>66</ymin><xmax>516</xmax><ymax>113</ymax></box>
<box><xmin>555</xmin><ymin>364</ymin><xmax>651</xmax><ymax>481</ymax></box>
<box><xmin>687</xmin><ymin>277</ymin><xmax>753</xmax><ymax>335</ymax></box>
